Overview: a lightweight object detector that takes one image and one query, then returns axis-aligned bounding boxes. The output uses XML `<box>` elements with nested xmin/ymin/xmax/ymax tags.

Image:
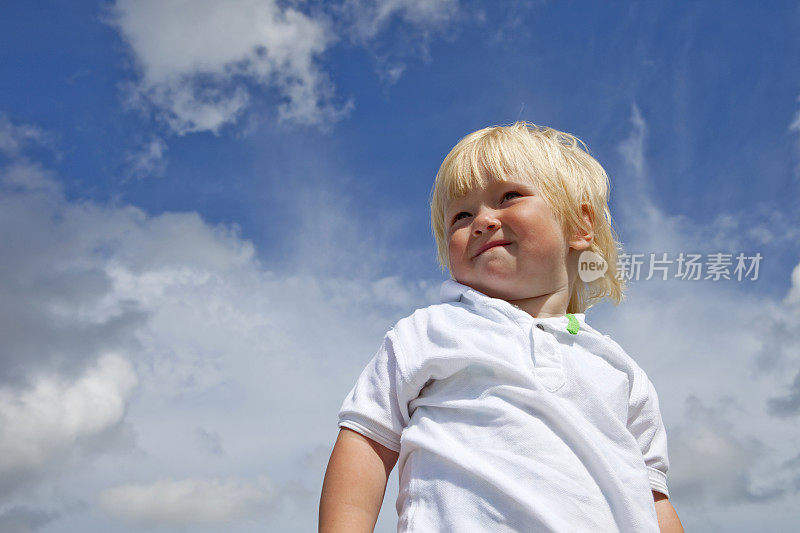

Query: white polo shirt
<box><xmin>338</xmin><ymin>279</ymin><xmax>669</xmax><ymax>532</ymax></box>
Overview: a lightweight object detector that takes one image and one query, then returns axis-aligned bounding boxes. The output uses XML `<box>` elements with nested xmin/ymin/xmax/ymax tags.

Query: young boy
<box><xmin>319</xmin><ymin>122</ymin><xmax>684</xmax><ymax>532</ymax></box>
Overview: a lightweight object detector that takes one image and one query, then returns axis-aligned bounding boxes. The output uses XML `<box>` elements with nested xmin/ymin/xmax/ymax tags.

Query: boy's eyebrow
<box><xmin>446</xmin><ymin>198</ymin><xmax>462</xmax><ymax>211</ymax></box>
<box><xmin>502</xmin><ymin>179</ymin><xmax>536</xmax><ymax>190</ymax></box>
<box><xmin>445</xmin><ymin>181</ymin><xmax>537</xmax><ymax>215</ymax></box>
<box><xmin>445</xmin><ymin>196</ymin><xmax>470</xmax><ymax>217</ymax></box>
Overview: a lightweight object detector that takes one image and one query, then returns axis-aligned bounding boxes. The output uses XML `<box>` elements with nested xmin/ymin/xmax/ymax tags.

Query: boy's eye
<box><xmin>451</xmin><ymin>192</ymin><xmax>521</xmax><ymax>225</ymax></box>
<box><xmin>453</xmin><ymin>212</ymin><xmax>470</xmax><ymax>223</ymax></box>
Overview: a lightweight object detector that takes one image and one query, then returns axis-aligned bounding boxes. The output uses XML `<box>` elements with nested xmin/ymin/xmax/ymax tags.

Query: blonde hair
<box><xmin>429</xmin><ymin>121</ymin><xmax>626</xmax><ymax>313</ymax></box>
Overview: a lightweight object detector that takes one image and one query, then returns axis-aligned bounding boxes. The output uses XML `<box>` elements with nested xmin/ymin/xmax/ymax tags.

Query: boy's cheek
<box><xmin>447</xmin><ymin>237</ymin><xmax>463</xmax><ymax>259</ymax></box>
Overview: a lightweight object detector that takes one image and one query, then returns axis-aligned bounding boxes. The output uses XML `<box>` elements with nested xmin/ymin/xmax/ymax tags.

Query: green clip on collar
<box><xmin>566</xmin><ymin>313</ymin><xmax>580</xmax><ymax>335</ymax></box>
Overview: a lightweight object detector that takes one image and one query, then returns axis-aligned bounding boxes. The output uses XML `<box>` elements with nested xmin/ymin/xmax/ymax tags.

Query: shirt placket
<box><xmin>530</xmin><ymin>324</ymin><xmax>565</xmax><ymax>392</ymax></box>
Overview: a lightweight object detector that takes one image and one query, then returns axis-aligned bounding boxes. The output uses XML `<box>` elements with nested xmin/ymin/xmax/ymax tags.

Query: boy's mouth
<box><xmin>474</xmin><ymin>240</ymin><xmax>512</xmax><ymax>258</ymax></box>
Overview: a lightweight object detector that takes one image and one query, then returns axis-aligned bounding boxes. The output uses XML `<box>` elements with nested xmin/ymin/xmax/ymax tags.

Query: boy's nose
<box><xmin>472</xmin><ymin>211</ymin><xmax>501</xmax><ymax>234</ymax></box>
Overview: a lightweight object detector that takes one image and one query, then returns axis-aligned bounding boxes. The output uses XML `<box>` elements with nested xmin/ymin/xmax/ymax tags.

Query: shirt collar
<box><xmin>439</xmin><ymin>279</ymin><xmax>587</xmax><ymax>330</ymax></box>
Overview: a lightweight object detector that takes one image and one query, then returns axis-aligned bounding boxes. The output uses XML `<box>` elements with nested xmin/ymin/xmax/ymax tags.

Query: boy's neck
<box><xmin>505</xmin><ymin>285</ymin><xmax>572</xmax><ymax>318</ymax></box>
<box><xmin>505</xmin><ymin>253</ymin><xmax>581</xmax><ymax>318</ymax></box>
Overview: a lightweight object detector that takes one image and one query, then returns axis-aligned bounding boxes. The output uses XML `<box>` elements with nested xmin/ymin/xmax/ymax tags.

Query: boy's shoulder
<box><xmin>391</xmin><ymin>299</ymin><xmax>479</xmax><ymax>335</ymax></box>
<box><xmin>578</xmin><ymin>320</ymin><xmax>614</xmax><ymax>341</ymax></box>
<box><xmin>575</xmin><ymin>324</ymin><xmax>652</xmax><ymax>381</ymax></box>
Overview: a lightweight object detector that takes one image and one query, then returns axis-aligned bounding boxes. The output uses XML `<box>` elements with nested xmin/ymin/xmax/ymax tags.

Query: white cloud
<box><xmin>0</xmin><ymin>505</ymin><xmax>57</xmax><ymax>533</ymax></box>
<box><xmin>97</xmin><ymin>477</ymin><xmax>274</xmax><ymax>527</ymax></box>
<box><xmin>109</xmin><ymin>0</ymin><xmax>352</xmax><ymax>134</ymax></box>
<box><xmin>790</xmin><ymin>95</ymin><xmax>800</xmax><ymax>179</ymax></box>
<box><xmin>124</xmin><ymin>137</ymin><xmax>168</xmax><ymax>180</ymax></box>
<box><xmin>588</xmin><ymin>270</ymin><xmax>800</xmax><ymax>507</ymax></box>
<box><xmin>0</xmin><ymin>354</ymin><xmax>137</xmax><ymax>490</ymax></box>
<box><xmin>341</xmin><ymin>0</ymin><xmax>461</xmax><ymax>41</ymax></box>
<box><xmin>615</xmin><ymin>102</ymin><xmax>665</xmax><ymax>236</ymax></box>
<box><xmin>667</xmin><ymin>396</ymin><xmax>760</xmax><ymax>502</ymax></box>
<box><xmin>596</xmin><ymin>103</ymin><xmax>800</xmax><ymax>523</ymax></box>
<box><xmin>0</xmin><ymin>160</ymin><xmax>63</xmax><ymax>199</ymax></box>
<box><xmin>614</xmin><ymin>102</ymin><xmax>799</xmax><ymax>255</ymax></box>
<box><xmin>0</xmin><ymin>115</ymin><xmax>47</xmax><ymax>157</ymax></box>
<box><xmin>787</xmin><ymin>263</ymin><xmax>800</xmax><ymax>305</ymax></box>
<box><xmin>336</xmin><ymin>0</ymin><xmax>462</xmax><ymax>86</ymax></box>
<box><xmin>108</xmin><ymin>0</ymin><xmax>464</xmax><ymax>134</ymax></box>
<box><xmin>195</xmin><ymin>427</ymin><xmax>224</xmax><ymax>456</ymax></box>
<box><xmin>3</xmin><ymin>102</ymin><xmax>796</xmax><ymax>531</ymax></box>
<box><xmin>0</xmin><ymin>116</ymin><xmax>435</xmax><ymax>531</ymax></box>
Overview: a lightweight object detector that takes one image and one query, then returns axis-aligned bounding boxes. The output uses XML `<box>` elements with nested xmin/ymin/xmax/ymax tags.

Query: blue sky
<box><xmin>1</xmin><ymin>1</ymin><xmax>799</xmax><ymax>531</ymax></box>
<box><xmin>4</xmin><ymin>1</ymin><xmax>797</xmax><ymax>280</ymax></box>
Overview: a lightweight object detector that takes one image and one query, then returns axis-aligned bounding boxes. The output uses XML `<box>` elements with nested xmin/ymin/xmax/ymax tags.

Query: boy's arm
<box><xmin>319</xmin><ymin>428</ymin><xmax>400</xmax><ymax>533</ymax></box>
<box><xmin>653</xmin><ymin>491</ymin><xmax>684</xmax><ymax>533</ymax></box>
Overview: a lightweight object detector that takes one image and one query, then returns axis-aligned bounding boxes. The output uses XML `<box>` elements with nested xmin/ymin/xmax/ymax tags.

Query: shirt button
<box><xmin>536</xmin><ymin>323</ymin><xmax>545</xmax><ymax>330</ymax></box>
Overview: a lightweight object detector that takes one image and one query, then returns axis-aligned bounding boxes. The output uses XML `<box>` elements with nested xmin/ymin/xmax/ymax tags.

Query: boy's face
<box><xmin>445</xmin><ymin>176</ymin><xmax>577</xmax><ymax>303</ymax></box>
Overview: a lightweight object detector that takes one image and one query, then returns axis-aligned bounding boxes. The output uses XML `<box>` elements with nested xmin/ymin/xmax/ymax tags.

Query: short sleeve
<box><xmin>337</xmin><ymin>329</ymin><xmax>413</xmax><ymax>453</ymax></box>
<box><xmin>627</xmin><ymin>365</ymin><xmax>670</xmax><ymax>498</ymax></box>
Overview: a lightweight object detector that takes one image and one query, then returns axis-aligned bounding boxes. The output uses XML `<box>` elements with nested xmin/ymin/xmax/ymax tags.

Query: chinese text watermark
<box><xmin>578</xmin><ymin>251</ymin><xmax>763</xmax><ymax>282</ymax></box>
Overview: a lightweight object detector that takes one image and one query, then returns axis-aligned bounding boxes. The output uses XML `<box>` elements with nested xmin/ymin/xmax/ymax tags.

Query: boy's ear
<box><xmin>569</xmin><ymin>203</ymin><xmax>594</xmax><ymax>251</ymax></box>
